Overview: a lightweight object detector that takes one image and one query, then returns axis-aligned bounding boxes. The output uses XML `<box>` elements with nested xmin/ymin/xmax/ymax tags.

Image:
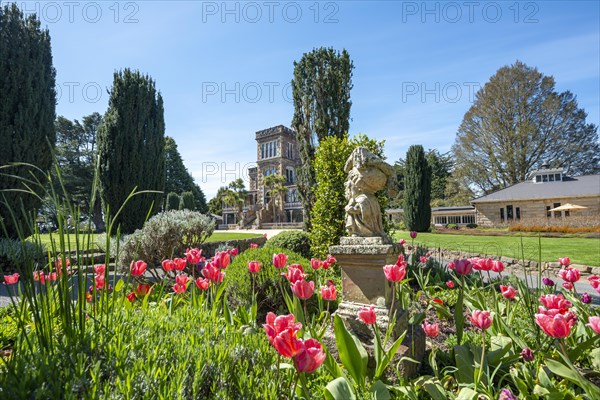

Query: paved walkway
<box><xmin>222</xmin><ymin>228</ymin><xmax>300</xmax><ymax>239</ymax></box>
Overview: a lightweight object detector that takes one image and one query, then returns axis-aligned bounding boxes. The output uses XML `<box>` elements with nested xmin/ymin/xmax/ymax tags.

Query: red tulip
<box><xmin>473</xmin><ymin>258</ymin><xmax>493</xmax><ymax>271</ymax></box>
<box><xmin>263</xmin><ymin>312</ymin><xmax>302</xmax><ymax>344</ymax></box>
<box><xmin>432</xmin><ymin>298</ymin><xmax>443</xmax><ymax>305</ymax></box>
<box><xmin>419</xmin><ymin>256</ymin><xmax>429</xmax><ymax>264</ymax></box>
<box><xmin>3</xmin><ymin>273</ymin><xmax>19</xmax><ymax>285</ymax></box>
<box><xmin>539</xmin><ymin>294</ymin><xmax>572</xmax><ymax>313</ymax></box>
<box><xmin>383</xmin><ymin>263</ymin><xmax>406</xmax><ymax>282</ymax></box>
<box><xmin>291</xmin><ymin>279</ymin><xmax>314</xmax><ymax>300</ymax></box>
<box><xmin>470</xmin><ymin>310</ymin><xmax>492</xmax><ymax>330</ymax></box>
<box><xmin>310</xmin><ymin>258</ymin><xmax>323</xmax><ymax>270</ymax></box>
<box><xmin>422</xmin><ymin>321</ymin><xmax>440</xmax><ymax>338</ymax></box>
<box><xmin>231</xmin><ymin>248</ymin><xmax>239</xmax><ymax>256</ymax></box>
<box><xmin>558</xmin><ymin>257</ymin><xmax>571</xmax><ymax>266</ymax></box>
<box><xmin>185</xmin><ymin>248</ymin><xmax>203</xmax><ymax>264</ymax></box>
<box><xmin>320</xmin><ymin>283</ymin><xmax>337</xmax><ymax>301</ymax></box>
<box><xmin>282</xmin><ymin>264</ymin><xmax>305</xmax><ymax>284</ymax></box>
<box><xmin>558</xmin><ymin>267</ymin><xmax>580</xmax><ymax>283</ymax></box>
<box><xmin>136</xmin><ymin>284</ymin><xmax>151</xmax><ymax>296</ymax></box>
<box><xmin>126</xmin><ymin>292</ymin><xmax>136</xmax><ymax>302</ymax></box>
<box><xmin>358</xmin><ymin>306</ymin><xmax>377</xmax><ymax>325</ymax></box>
<box><xmin>94</xmin><ymin>274</ymin><xmax>105</xmax><ymax>290</ymax></box>
<box><xmin>248</xmin><ymin>260</ymin><xmax>261</xmax><ymax>274</ymax></box>
<box><xmin>273</xmin><ymin>253</ymin><xmax>288</xmax><ymax>269</ymax></box>
<box><xmin>562</xmin><ymin>282</ymin><xmax>574</xmax><ymax>291</ymax></box>
<box><xmin>589</xmin><ymin>275</ymin><xmax>600</xmax><ymax>290</ymax></box>
<box><xmin>499</xmin><ymin>285</ymin><xmax>517</xmax><ymax>300</ymax></box>
<box><xmin>130</xmin><ymin>260</ymin><xmax>147</xmax><ymax>277</ymax></box>
<box><xmin>586</xmin><ymin>316</ymin><xmax>600</xmax><ymax>334</ymax></box>
<box><xmin>250</xmin><ymin>243</ymin><xmax>259</xmax><ymax>249</ymax></box>
<box><xmin>273</xmin><ymin>329</ymin><xmax>303</xmax><ymax>358</ymax></box>
<box><xmin>173</xmin><ymin>275</ymin><xmax>189</xmax><ymax>294</ymax></box>
<box><xmin>492</xmin><ymin>260</ymin><xmax>504</xmax><ymax>273</ymax></box>
<box><xmin>162</xmin><ymin>259</ymin><xmax>176</xmax><ymax>272</ymax></box>
<box><xmin>294</xmin><ymin>338</ymin><xmax>326</xmax><ymax>373</ymax></box>
<box><xmin>33</xmin><ymin>271</ymin><xmax>46</xmax><ymax>284</ymax></box>
<box><xmin>174</xmin><ymin>257</ymin><xmax>187</xmax><ymax>271</ymax></box>
<box><xmin>212</xmin><ymin>251</ymin><xmax>231</xmax><ymax>269</ymax></box>
<box><xmin>398</xmin><ymin>239</ymin><xmax>406</xmax><ymax>246</ymax></box>
<box><xmin>396</xmin><ymin>254</ymin><xmax>408</xmax><ymax>268</ymax></box>
<box><xmin>454</xmin><ymin>259</ymin><xmax>473</xmax><ymax>276</ymax></box>
<box><xmin>448</xmin><ymin>262</ymin><xmax>455</xmax><ymax>270</ymax></box>
<box><xmin>323</xmin><ymin>254</ymin><xmax>337</xmax><ymax>269</ymax></box>
<box><xmin>195</xmin><ymin>277</ymin><xmax>210</xmax><ymax>290</ymax></box>
<box><xmin>410</xmin><ymin>231</ymin><xmax>417</xmax><ymax>239</ymax></box>
<box><xmin>54</xmin><ymin>257</ymin><xmax>71</xmax><ymax>269</ymax></box>
<box><xmin>94</xmin><ymin>264</ymin><xmax>106</xmax><ymax>275</ymax></box>
<box><xmin>203</xmin><ymin>263</ymin><xmax>224</xmax><ymax>283</ymax></box>
<box><xmin>535</xmin><ymin>313</ymin><xmax>572</xmax><ymax>338</ymax></box>
<box><xmin>445</xmin><ymin>280</ymin><xmax>455</xmax><ymax>289</ymax></box>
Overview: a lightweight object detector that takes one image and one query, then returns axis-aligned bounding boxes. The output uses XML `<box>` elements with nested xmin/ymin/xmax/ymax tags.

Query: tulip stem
<box><xmin>475</xmin><ymin>330</ymin><xmax>486</xmax><ymax>391</ymax></box>
<box><xmin>290</xmin><ymin>372</ymin><xmax>299</xmax><ymax>398</ymax></box>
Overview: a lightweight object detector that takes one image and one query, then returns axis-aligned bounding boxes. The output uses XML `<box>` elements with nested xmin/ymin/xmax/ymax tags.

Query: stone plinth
<box><xmin>329</xmin><ymin>237</ymin><xmax>401</xmax><ymax>306</ymax></box>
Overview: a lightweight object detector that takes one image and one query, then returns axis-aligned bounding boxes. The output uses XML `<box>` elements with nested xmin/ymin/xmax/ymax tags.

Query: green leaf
<box><xmin>546</xmin><ymin>358</ymin><xmax>600</xmax><ymax>399</ymax></box>
<box><xmin>487</xmin><ymin>335</ymin><xmax>512</xmax><ymax>366</ymax></box>
<box><xmin>370</xmin><ymin>380</ymin><xmax>391</xmax><ymax>400</ymax></box>
<box><xmin>422</xmin><ymin>379</ymin><xmax>451</xmax><ymax>400</ymax></box>
<box><xmin>590</xmin><ymin>348</ymin><xmax>600</xmax><ymax>371</ymax></box>
<box><xmin>333</xmin><ymin>314</ymin><xmax>367</xmax><ymax>387</ymax></box>
<box><xmin>322</xmin><ymin>347</ymin><xmax>343</xmax><ymax>379</ymax></box>
<box><xmin>568</xmin><ymin>334</ymin><xmax>600</xmax><ymax>361</ymax></box>
<box><xmin>374</xmin><ymin>330</ymin><xmax>407</xmax><ymax>380</ymax></box>
<box><xmin>455</xmin><ymin>289</ymin><xmax>464</xmax><ymax>345</ymax></box>
<box><xmin>114</xmin><ymin>278</ymin><xmax>124</xmax><ymax>293</ymax></box>
<box><xmin>455</xmin><ymin>387</ymin><xmax>479</xmax><ymax>400</ymax></box>
<box><xmin>325</xmin><ymin>377</ymin><xmax>357</xmax><ymax>400</ymax></box>
<box><xmin>453</xmin><ymin>345</ymin><xmax>474</xmax><ymax>384</ymax></box>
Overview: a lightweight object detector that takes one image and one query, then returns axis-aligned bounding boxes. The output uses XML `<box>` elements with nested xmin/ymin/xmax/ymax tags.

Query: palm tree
<box><xmin>263</xmin><ymin>174</ymin><xmax>286</xmax><ymax>224</ymax></box>
<box><xmin>223</xmin><ymin>179</ymin><xmax>247</xmax><ymax>226</ymax></box>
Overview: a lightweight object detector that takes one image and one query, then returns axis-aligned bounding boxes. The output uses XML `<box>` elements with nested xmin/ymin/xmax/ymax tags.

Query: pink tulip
<box><xmin>320</xmin><ymin>283</ymin><xmax>337</xmax><ymax>301</ymax></box>
<box><xmin>173</xmin><ymin>258</ymin><xmax>187</xmax><ymax>271</ymax></box>
<box><xmin>447</xmin><ymin>262</ymin><xmax>455</xmax><ymax>270</ymax></box>
<box><xmin>94</xmin><ymin>264</ymin><xmax>106</xmax><ymax>275</ymax></box>
<box><xmin>185</xmin><ymin>248</ymin><xmax>203</xmax><ymax>264</ymax></box>
<box><xmin>273</xmin><ymin>329</ymin><xmax>303</xmax><ymax>358</ymax></box>
<box><xmin>396</xmin><ymin>254</ymin><xmax>408</xmax><ymax>268</ymax></box>
<box><xmin>558</xmin><ymin>267</ymin><xmax>580</xmax><ymax>283</ymax></box>
<box><xmin>273</xmin><ymin>253</ymin><xmax>288</xmax><ymax>269</ymax></box>
<box><xmin>294</xmin><ymin>338</ymin><xmax>326</xmax><ymax>373</ymax></box>
<box><xmin>446</xmin><ymin>280</ymin><xmax>455</xmax><ymax>289</ymax></box>
<box><xmin>398</xmin><ymin>239</ymin><xmax>406</xmax><ymax>246</ymax></box>
<box><xmin>310</xmin><ymin>258</ymin><xmax>323</xmax><ymax>270</ymax></box>
<box><xmin>173</xmin><ymin>275</ymin><xmax>189</xmax><ymax>294</ymax></box>
<box><xmin>162</xmin><ymin>259</ymin><xmax>176</xmax><ymax>272</ymax></box>
<box><xmin>539</xmin><ymin>294</ymin><xmax>572</xmax><ymax>313</ymax></box>
<box><xmin>586</xmin><ymin>316</ymin><xmax>600</xmax><ymax>334</ymax></box>
<box><xmin>470</xmin><ymin>310</ymin><xmax>492</xmax><ymax>330</ymax></box>
<box><xmin>410</xmin><ymin>231</ymin><xmax>417</xmax><ymax>239</ymax></box>
<box><xmin>54</xmin><ymin>257</ymin><xmax>71</xmax><ymax>269</ymax></box>
<box><xmin>3</xmin><ymin>273</ymin><xmax>19</xmax><ymax>285</ymax></box>
<box><xmin>291</xmin><ymin>279</ymin><xmax>315</xmax><ymax>300</ymax></box>
<box><xmin>136</xmin><ymin>284</ymin><xmax>151</xmax><ymax>296</ymax></box>
<box><xmin>474</xmin><ymin>258</ymin><xmax>494</xmax><ymax>271</ymax></box>
<box><xmin>535</xmin><ymin>313</ymin><xmax>572</xmax><ymax>338</ymax></box>
<box><xmin>230</xmin><ymin>248</ymin><xmax>239</xmax><ymax>256</ymax></box>
<box><xmin>194</xmin><ymin>277</ymin><xmax>210</xmax><ymax>290</ymax></box>
<box><xmin>263</xmin><ymin>312</ymin><xmax>302</xmax><ymax>345</ymax></box>
<box><xmin>130</xmin><ymin>260</ymin><xmax>147</xmax><ymax>277</ymax></box>
<box><xmin>212</xmin><ymin>251</ymin><xmax>231</xmax><ymax>269</ymax></box>
<box><xmin>282</xmin><ymin>264</ymin><xmax>305</xmax><ymax>284</ymax></box>
<box><xmin>323</xmin><ymin>254</ymin><xmax>336</xmax><ymax>270</ymax></box>
<box><xmin>589</xmin><ymin>275</ymin><xmax>600</xmax><ymax>290</ymax></box>
<box><xmin>422</xmin><ymin>321</ymin><xmax>440</xmax><ymax>338</ymax></box>
<box><xmin>454</xmin><ymin>259</ymin><xmax>473</xmax><ymax>276</ymax></box>
<box><xmin>562</xmin><ymin>282</ymin><xmax>574</xmax><ymax>291</ymax></box>
<box><xmin>499</xmin><ymin>285</ymin><xmax>517</xmax><ymax>300</ymax></box>
<box><xmin>202</xmin><ymin>263</ymin><xmax>224</xmax><ymax>283</ymax></box>
<box><xmin>558</xmin><ymin>257</ymin><xmax>571</xmax><ymax>266</ymax></box>
<box><xmin>383</xmin><ymin>263</ymin><xmax>406</xmax><ymax>282</ymax></box>
<box><xmin>358</xmin><ymin>306</ymin><xmax>377</xmax><ymax>325</ymax></box>
<box><xmin>248</xmin><ymin>261</ymin><xmax>261</xmax><ymax>274</ymax></box>
<box><xmin>33</xmin><ymin>271</ymin><xmax>46</xmax><ymax>284</ymax></box>
<box><xmin>250</xmin><ymin>243</ymin><xmax>259</xmax><ymax>249</ymax></box>
<box><xmin>492</xmin><ymin>260</ymin><xmax>504</xmax><ymax>273</ymax></box>
<box><xmin>419</xmin><ymin>256</ymin><xmax>429</xmax><ymax>264</ymax></box>
<box><xmin>94</xmin><ymin>274</ymin><xmax>105</xmax><ymax>290</ymax></box>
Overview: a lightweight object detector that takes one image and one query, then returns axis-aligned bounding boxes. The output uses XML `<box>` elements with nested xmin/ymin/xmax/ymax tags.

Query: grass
<box><xmin>394</xmin><ymin>231</ymin><xmax>600</xmax><ymax>266</ymax></box>
<box><xmin>32</xmin><ymin>232</ymin><xmax>261</xmax><ymax>249</ymax></box>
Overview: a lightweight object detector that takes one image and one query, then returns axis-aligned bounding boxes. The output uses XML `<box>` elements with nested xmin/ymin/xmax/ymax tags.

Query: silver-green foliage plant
<box><xmin>117</xmin><ymin>209</ymin><xmax>215</xmax><ymax>268</ymax></box>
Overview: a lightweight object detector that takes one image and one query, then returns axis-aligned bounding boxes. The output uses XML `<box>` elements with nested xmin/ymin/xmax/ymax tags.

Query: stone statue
<box><xmin>344</xmin><ymin>147</ymin><xmax>397</xmax><ymax>239</ymax></box>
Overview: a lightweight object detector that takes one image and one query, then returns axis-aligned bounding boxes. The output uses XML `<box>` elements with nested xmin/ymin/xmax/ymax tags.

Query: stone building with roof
<box><xmin>470</xmin><ymin>166</ymin><xmax>600</xmax><ymax>225</ymax></box>
<box><xmin>221</xmin><ymin>125</ymin><xmax>304</xmax><ymax>228</ymax></box>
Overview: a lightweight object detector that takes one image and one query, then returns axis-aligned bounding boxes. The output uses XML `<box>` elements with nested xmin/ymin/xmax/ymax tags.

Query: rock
<box><xmin>548</xmin><ymin>262</ymin><xmax>561</xmax><ymax>269</ymax></box>
<box><xmin>591</xmin><ymin>267</ymin><xmax>600</xmax><ymax>275</ymax></box>
<box><xmin>570</xmin><ymin>264</ymin><xmax>590</xmax><ymax>273</ymax></box>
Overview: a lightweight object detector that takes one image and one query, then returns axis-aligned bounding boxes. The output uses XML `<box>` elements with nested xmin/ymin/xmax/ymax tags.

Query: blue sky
<box><xmin>14</xmin><ymin>0</ymin><xmax>599</xmax><ymax>198</ymax></box>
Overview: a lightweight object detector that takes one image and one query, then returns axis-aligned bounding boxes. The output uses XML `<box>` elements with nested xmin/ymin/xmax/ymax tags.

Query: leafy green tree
<box><xmin>453</xmin><ymin>60</ymin><xmax>600</xmax><ymax>194</ymax></box>
<box><xmin>164</xmin><ymin>136</ymin><xmax>207</xmax><ymax>212</ymax></box>
<box><xmin>222</xmin><ymin>179</ymin><xmax>247</xmax><ymax>226</ymax></box>
<box><xmin>166</xmin><ymin>192</ymin><xmax>180</xmax><ymax>211</ymax></box>
<box><xmin>208</xmin><ymin>186</ymin><xmax>228</xmax><ymax>216</ymax></box>
<box><xmin>180</xmin><ymin>191</ymin><xmax>195</xmax><ymax>211</ymax></box>
<box><xmin>97</xmin><ymin>69</ymin><xmax>165</xmax><ymax>233</ymax></box>
<box><xmin>263</xmin><ymin>174</ymin><xmax>287</xmax><ymax>223</ymax></box>
<box><xmin>0</xmin><ymin>4</ymin><xmax>56</xmax><ymax>238</ymax></box>
<box><xmin>443</xmin><ymin>175</ymin><xmax>474</xmax><ymax>206</ymax></box>
<box><xmin>403</xmin><ymin>145</ymin><xmax>431</xmax><ymax>232</ymax></box>
<box><xmin>291</xmin><ymin>47</ymin><xmax>354</xmax><ymax>231</ymax></box>
<box><xmin>310</xmin><ymin>134</ymin><xmax>387</xmax><ymax>257</ymax></box>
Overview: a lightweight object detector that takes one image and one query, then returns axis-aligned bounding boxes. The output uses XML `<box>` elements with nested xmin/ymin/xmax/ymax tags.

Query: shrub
<box><xmin>179</xmin><ymin>191</ymin><xmax>195</xmax><ymax>210</ymax></box>
<box><xmin>225</xmin><ymin>246</ymin><xmax>334</xmax><ymax>320</ymax></box>
<box><xmin>403</xmin><ymin>145</ymin><xmax>432</xmax><ymax>232</ymax></box>
<box><xmin>166</xmin><ymin>192</ymin><xmax>180</xmax><ymax>211</ymax></box>
<box><xmin>446</xmin><ymin>223</ymin><xmax>458</xmax><ymax>230</ymax></box>
<box><xmin>0</xmin><ymin>238</ymin><xmax>45</xmax><ymax>274</ymax></box>
<box><xmin>266</xmin><ymin>230</ymin><xmax>311</xmax><ymax>259</ymax></box>
<box><xmin>466</xmin><ymin>223</ymin><xmax>478</xmax><ymax>229</ymax></box>
<box><xmin>116</xmin><ymin>209</ymin><xmax>215</xmax><ymax>268</ymax></box>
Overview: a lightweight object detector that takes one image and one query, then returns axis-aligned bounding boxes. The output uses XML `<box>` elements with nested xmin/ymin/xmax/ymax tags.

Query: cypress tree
<box><xmin>167</xmin><ymin>192</ymin><xmax>180</xmax><ymax>211</ymax></box>
<box><xmin>164</xmin><ymin>136</ymin><xmax>207</xmax><ymax>213</ymax></box>
<box><xmin>97</xmin><ymin>69</ymin><xmax>165</xmax><ymax>233</ymax></box>
<box><xmin>403</xmin><ymin>145</ymin><xmax>432</xmax><ymax>232</ymax></box>
<box><xmin>179</xmin><ymin>191</ymin><xmax>195</xmax><ymax>210</ymax></box>
<box><xmin>0</xmin><ymin>4</ymin><xmax>56</xmax><ymax>238</ymax></box>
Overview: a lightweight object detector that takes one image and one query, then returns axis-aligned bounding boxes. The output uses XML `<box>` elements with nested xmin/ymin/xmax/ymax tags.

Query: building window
<box><xmin>500</xmin><ymin>208</ymin><xmax>505</xmax><ymax>222</ymax></box>
<box><xmin>507</xmin><ymin>205</ymin><xmax>513</xmax><ymax>220</ymax></box>
<box><xmin>285</xmin><ymin>167</ymin><xmax>295</xmax><ymax>184</ymax></box>
<box><xmin>461</xmin><ymin>215</ymin><xmax>475</xmax><ymax>224</ymax></box>
<box><xmin>287</xmin><ymin>143</ymin><xmax>294</xmax><ymax>159</ymax></box>
<box><xmin>555</xmin><ymin>173</ymin><xmax>561</xmax><ymax>181</ymax></box>
<box><xmin>535</xmin><ymin>175</ymin><xmax>541</xmax><ymax>183</ymax></box>
<box><xmin>549</xmin><ymin>174</ymin><xmax>555</xmax><ymax>182</ymax></box>
<box><xmin>553</xmin><ymin>203</ymin><xmax>561</xmax><ymax>218</ymax></box>
<box><xmin>546</xmin><ymin>206</ymin><xmax>551</xmax><ymax>218</ymax></box>
<box><xmin>516</xmin><ymin>207</ymin><xmax>521</xmax><ymax>220</ymax></box>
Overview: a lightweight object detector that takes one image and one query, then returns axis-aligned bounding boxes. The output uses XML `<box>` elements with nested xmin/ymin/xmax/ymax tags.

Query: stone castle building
<box><xmin>221</xmin><ymin>125</ymin><xmax>304</xmax><ymax>228</ymax></box>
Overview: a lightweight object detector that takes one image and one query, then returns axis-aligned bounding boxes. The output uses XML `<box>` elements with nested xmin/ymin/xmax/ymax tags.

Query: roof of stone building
<box><xmin>471</xmin><ymin>175</ymin><xmax>600</xmax><ymax>203</ymax></box>
<box><xmin>255</xmin><ymin>125</ymin><xmax>296</xmax><ymax>139</ymax></box>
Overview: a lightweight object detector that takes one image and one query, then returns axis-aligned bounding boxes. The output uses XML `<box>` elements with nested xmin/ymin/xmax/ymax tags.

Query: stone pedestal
<box><xmin>327</xmin><ymin>237</ymin><xmax>425</xmax><ymax>379</ymax></box>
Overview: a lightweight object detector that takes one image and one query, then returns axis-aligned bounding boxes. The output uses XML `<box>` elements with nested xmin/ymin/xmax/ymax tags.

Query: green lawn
<box><xmin>32</xmin><ymin>232</ymin><xmax>261</xmax><ymax>249</ymax></box>
<box><xmin>394</xmin><ymin>231</ymin><xmax>600</xmax><ymax>266</ymax></box>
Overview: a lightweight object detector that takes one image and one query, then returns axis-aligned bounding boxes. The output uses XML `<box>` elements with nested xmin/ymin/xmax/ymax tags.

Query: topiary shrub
<box><xmin>265</xmin><ymin>230</ymin><xmax>311</xmax><ymax>259</ymax></box>
<box><xmin>166</xmin><ymin>192</ymin><xmax>180</xmax><ymax>211</ymax></box>
<box><xmin>116</xmin><ymin>209</ymin><xmax>215</xmax><ymax>268</ymax></box>
<box><xmin>179</xmin><ymin>191</ymin><xmax>195</xmax><ymax>210</ymax></box>
<box><xmin>0</xmin><ymin>238</ymin><xmax>45</xmax><ymax>274</ymax></box>
<box><xmin>225</xmin><ymin>246</ymin><xmax>325</xmax><ymax>320</ymax></box>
